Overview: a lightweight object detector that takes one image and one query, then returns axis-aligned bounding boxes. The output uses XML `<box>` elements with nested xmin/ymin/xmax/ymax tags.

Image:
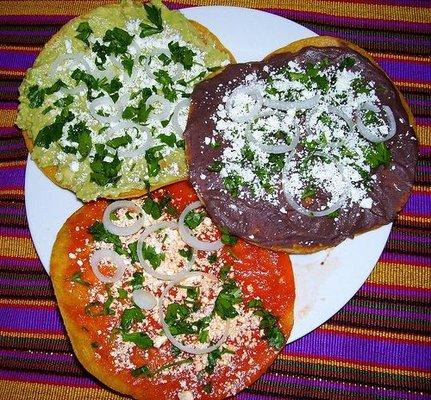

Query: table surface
<box><xmin>0</xmin><ymin>1</ymin><xmax>430</xmax><ymax>399</ymax></box>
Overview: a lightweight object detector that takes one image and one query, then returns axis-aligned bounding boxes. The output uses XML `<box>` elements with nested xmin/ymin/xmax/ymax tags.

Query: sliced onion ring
<box><xmin>88</xmin><ymin>95</ymin><xmax>119</xmax><ymax>124</ymax></box>
<box><xmin>226</xmin><ymin>86</ymin><xmax>263</xmax><ymax>123</ymax></box>
<box><xmin>246</xmin><ymin>122</ymin><xmax>300</xmax><ymax>154</ymax></box>
<box><xmin>50</xmin><ymin>53</ymin><xmax>91</xmax><ymax>76</ymax></box>
<box><xmin>263</xmin><ymin>94</ymin><xmax>320</xmax><ymax>111</ymax></box>
<box><xmin>90</xmin><ymin>249</ymin><xmax>126</xmax><ymax>283</ymax></box>
<box><xmin>147</xmin><ymin>94</ymin><xmax>172</xmax><ymax>121</ymax></box>
<box><xmin>282</xmin><ymin>155</ymin><xmax>347</xmax><ymax>217</ymax></box>
<box><xmin>102</xmin><ymin>200</ymin><xmax>144</xmax><ymax>236</ymax></box>
<box><xmin>172</xmin><ymin>98</ymin><xmax>191</xmax><ymax>137</ymax></box>
<box><xmin>356</xmin><ymin>102</ymin><xmax>396</xmax><ymax>143</ymax></box>
<box><xmin>133</xmin><ymin>289</ymin><xmax>157</xmax><ymax>310</ymax></box>
<box><xmin>137</xmin><ymin>221</ymin><xmax>195</xmax><ymax>281</ymax></box>
<box><xmin>178</xmin><ymin>201</ymin><xmax>223</xmax><ymax>251</ymax></box>
<box><xmin>159</xmin><ymin>272</ymin><xmax>229</xmax><ymax>355</ymax></box>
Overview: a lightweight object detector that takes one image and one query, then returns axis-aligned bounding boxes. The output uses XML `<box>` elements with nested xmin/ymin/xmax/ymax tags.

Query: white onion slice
<box><xmin>178</xmin><ymin>201</ymin><xmax>223</xmax><ymax>251</ymax></box>
<box><xmin>159</xmin><ymin>272</ymin><xmax>229</xmax><ymax>355</ymax></box>
<box><xmin>245</xmin><ymin>122</ymin><xmax>299</xmax><ymax>154</ymax></box>
<box><xmin>171</xmin><ymin>98</ymin><xmax>190</xmax><ymax>137</ymax></box>
<box><xmin>89</xmin><ymin>96</ymin><xmax>120</xmax><ymax>124</ymax></box>
<box><xmin>282</xmin><ymin>156</ymin><xmax>347</xmax><ymax>217</ymax></box>
<box><xmin>264</xmin><ymin>94</ymin><xmax>320</xmax><ymax>111</ymax></box>
<box><xmin>50</xmin><ymin>53</ymin><xmax>91</xmax><ymax>76</ymax></box>
<box><xmin>147</xmin><ymin>94</ymin><xmax>172</xmax><ymax>121</ymax></box>
<box><xmin>102</xmin><ymin>200</ymin><xmax>144</xmax><ymax>236</ymax></box>
<box><xmin>133</xmin><ymin>289</ymin><xmax>157</xmax><ymax>310</ymax></box>
<box><xmin>356</xmin><ymin>102</ymin><xmax>396</xmax><ymax>143</ymax></box>
<box><xmin>226</xmin><ymin>86</ymin><xmax>263</xmax><ymax>123</ymax></box>
<box><xmin>137</xmin><ymin>221</ymin><xmax>195</xmax><ymax>281</ymax></box>
<box><xmin>90</xmin><ymin>249</ymin><xmax>126</xmax><ymax>283</ymax></box>
<box><xmin>327</xmin><ymin>105</ymin><xmax>354</xmax><ymax>131</ymax></box>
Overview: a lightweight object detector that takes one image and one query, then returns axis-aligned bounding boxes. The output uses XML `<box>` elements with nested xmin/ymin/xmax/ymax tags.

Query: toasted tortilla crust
<box><xmin>50</xmin><ymin>194</ymin><xmax>294</xmax><ymax>399</ymax></box>
<box><xmin>185</xmin><ymin>36</ymin><xmax>417</xmax><ymax>254</ymax></box>
<box><xmin>21</xmin><ymin>4</ymin><xmax>235</xmax><ymax>201</ymax></box>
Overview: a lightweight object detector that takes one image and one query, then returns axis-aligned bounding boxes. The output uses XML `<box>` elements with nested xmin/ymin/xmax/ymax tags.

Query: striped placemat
<box><xmin>0</xmin><ymin>1</ymin><xmax>430</xmax><ymax>399</ymax></box>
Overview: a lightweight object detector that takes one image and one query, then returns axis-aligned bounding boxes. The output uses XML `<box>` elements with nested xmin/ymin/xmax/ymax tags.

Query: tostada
<box><xmin>17</xmin><ymin>0</ymin><xmax>233</xmax><ymax>201</ymax></box>
<box><xmin>184</xmin><ymin>36</ymin><xmax>417</xmax><ymax>253</ymax></box>
<box><xmin>50</xmin><ymin>181</ymin><xmax>295</xmax><ymax>399</ymax></box>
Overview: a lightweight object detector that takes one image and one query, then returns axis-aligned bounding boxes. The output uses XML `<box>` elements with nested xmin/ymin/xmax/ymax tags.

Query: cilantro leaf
<box><xmin>88</xmin><ymin>221</ymin><xmax>126</xmax><ymax>255</ymax></box>
<box><xmin>141</xmin><ymin>243</ymin><xmax>165</xmax><ymax>269</ymax></box>
<box><xmin>365</xmin><ymin>142</ymin><xmax>391</xmax><ymax>169</ymax></box>
<box><xmin>106</xmin><ymin>134</ymin><xmax>132</xmax><ymax>149</ymax></box>
<box><xmin>129</xmin><ymin>271</ymin><xmax>144</xmax><ymax>290</ymax></box>
<box><xmin>89</xmin><ymin>145</ymin><xmax>122</xmax><ymax>186</ymax></box>
<box><xmin>184</xmin><ymin>210</ymin><xmax>205</xmax><ymax>229</ymax></box>
<box><xmin>75</xmin><ymin>21</ymin><xmax>93</xmax><ymax>45</ymax></box>
<box><xmin>145</xmin><ymin>145</ymin><xmax>164</xmax><ymax>177</ymax></box>
<box><xmin>121</xmin><ymin>54</ymin><xmax>134</xmax><ymax>77</ymax></box>
<box><xmin>34</xmin><ymin>111</ymin><xmax>74</xmax><ymax>148</ymax></box>
<box><xmin>220</xmin><ymin>227</ymin><xmax>238</xmax><ymax>246</ymax></box>
<box><xmin>121</xmin><ymin>331</ymin><xmax>153</xmax><ymax>349</ymax></box>
<box><xmin>205</xmin><ymin>347</ymin><xmax>235</xmax><ymax>374</ymax></box>
<box><xmin>103</xmin><ymin>27</ymin><xmax>133</xmax><ymax>56</ymax></box>
<box><xmin>168</xmin><ymin>41</ymin><xmax>195</xmax><ymax>70</ymax></box>
<box><xmin>120</xmin><ymin>307</ymin><xmax>145</xmax><ymax>332</ymax></box>
<box><xmin>27</xmin><ymin>80</ymin><xmax>67</xmax><ymax>108</ymax></box>
<box><xmin>179</xmin><ymin>246</ymin><xmax>193</xmax><ymax>261</ymax></box>
<box><xmin>214</xmin><ymin>279</ymin><xmax>242</xmax><ymax>320</ymax></box>
<box><xmin>71</xmin><ymin>271</ymin><xmax>91</xmax><ymax>286</ymax></box>
<box><xmin>140</xmin><ymin>4</ymin><xmax>163</xmax><ymax>37</ymax></box>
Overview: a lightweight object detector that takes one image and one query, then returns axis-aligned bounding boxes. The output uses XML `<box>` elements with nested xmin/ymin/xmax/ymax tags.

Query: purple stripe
<box><xmin>0</xmin><ymin>226</ymin><xmax>30</xmax><ymax>237</ymax></box>
<box><xmin>0</xmin><ymin>349</ymin><xmax>73</xmax><ymax>364</ymax></box>
<box><xmin>416</xmin><ymin>117</ymin><xmax>431</xmax><ymax>126</ymax></box>
<box><xmin>0</xmin><ymin>305</ymin><xmax>64</xmax><ymax>334</ymax></box>
<box><xmin>0</xmin><ymin>277</ymin><xmax>51</xmax><ymax>288</ymax></box>
<box><xmin>284</xmin><ymin>329</ymin><xmax>430</xmax><ymax>369</ymax></box>
<box><xmin>359</xmin><ymin>283</ymin><xmax>431</xmax><ymax>302</ymax></box>
<box><xmin>402</xmin><ymin>193</ymin><xmax>431</xmax><ymax>216</ymax></box>
<box><xmin>0</xmin><ymin>256</ymin><xmax>44</xmax><ymax>272</ymax></box>
<box><xmin>0</xmin><ymin>102</ymin><xmax>18</xmax><ymax>109</ymax></box>
<box><xmin>0</xmin><ymin>15</ymin><xmax>72</xmax><ymax>24</ymax></box>
<box><xmin>263</xmin><ymin>373</ymin><xmax>425</xmax><ymax>400</ymax></box>
<box><xmin>343</xmin><ymin>303</ymin><xmax>431</xmax><ymax>322</ymax></box>
<box><xmin>379</xmin><ymin>251</ymin><xmax>431</xmax><ymax>267</ymax></box>
<box><xmin>376</xmin><ymin>58</ymin><xmax>431</xmax><ymax>83</ymax></box>
<box><xmin>310</xmin><ymin>26</ymin><xmax>431</xmax><ymax>47</ymax></box>
<box><xmin>264</xmin><ymin>8</ymin><xmax>431</xmax><ymax>34</ymax></box>
<box><xmin>0</xmin><ymin>369</ymin><xmax>96</xmax><ymax>387</ymax></box>
<box><xmin>0</xmin><ymin>204</ymin><xmax>26</xmax><ymax>217</ymax></box>
<box><xmin>0</xmin><ymin>50</ymin><xmax>37</xmax><ymax>70</ymax></box>
<box><xmin>0</xmin><ymin>127</ymin><xmax>21</xmax><ymax>137</ymax></box>
<box><xmin>389</xmin><ymin>231</ymin><xmax>431</xmax><ymax>245</ymax></box>
<box><xmin>0</xmin><ymin>165</ymin><xmax>24</xmax><ymax>188</ymax></box>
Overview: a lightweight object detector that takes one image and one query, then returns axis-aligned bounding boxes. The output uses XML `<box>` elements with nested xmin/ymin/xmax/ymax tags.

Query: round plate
<box><xmin>24</xmin><ymin>6</ymin><xmax>391</xmax><ymax>343</ymax></box>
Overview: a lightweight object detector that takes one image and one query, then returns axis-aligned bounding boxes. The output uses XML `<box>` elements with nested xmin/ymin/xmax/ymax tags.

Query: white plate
<box><xmin>25</xmin><ymin>6</ymin><xmax>391</xmax><ymax>343</ymax></box>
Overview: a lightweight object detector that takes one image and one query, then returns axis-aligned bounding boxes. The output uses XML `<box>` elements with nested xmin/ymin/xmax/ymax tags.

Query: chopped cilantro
<box><xmin>121</xmin><ymin>54</ymin><xmax>134</xmax><ymax>77</ymax></box>
<box><xmin>140</xmin><ymin>4</ymin><xmax>163</xmax><ymax>38</ymax></box>
<box><xmin>67</xmin><ymin>121</ymin><xmax>92</xmax><ymax>159</ymax></box>
<box><xmin>207</xmin><ymin>160</ymin><xmax>223</xmax><ymax>172</ymax></box>
<box><xmin>198</xmin><ymin>330</ymin><xmax>209</xmax><ymax>343</ymax></box>
<box><xmin>27</xmin><ymin>80</ymin><xmax>67</xmax><ymax>108</ymax></box>
<box><xmin>158</xmin><ymin>132</ymin><xmax>177</xmax><ymax>147</ymax></box>
<box><xmin>130</xmin><ymin>271</ymin><xmax>144</xmax><ymax>290</ymax></box>
<box><xmin>248</xmin><ymin>298</ymin><xmax>285</xmax><ymax>350</ymax></box>
<box><xmin>89</xmin><ymin>145</ymin><xmax>122</xmax><ymax>186</ymax></box>
<box><xmin>184</xmin><ymin>210</ymin><xmax>205</xmax><ymax>229</ymax></box>
<box><xmin>219</xmin><ymin>265</ymin><xmax>231</xmax><ymax>280</ymax></box>
<box><xmin>71</xmin><ymin>271</ymin><xmax>91</xmax><ymax>286</ymax></box>
<box><xmin>88</xmin><ymin>221</ymin><xmax>126</xmax><ymax>255</ymax></box>
<box><xmin>75</xmin><ymin>21</ymin><xmax>93</xmax><ymax>45</ymax></box>
<box><xmin>34</xmin><ymin>110</ymin><xmax>74</xmax><ymax>148</ymax></box>
<box><xmin>120</xmin><ymin>307</ymin><xmax>145</xmax><ymax>331</ymax></box>
<box><xmin>207</xmin><ymin>253</ymin><xmax>217</xmax><ymax>264</ymax></box>
<box><xmin>106</xmin><ymin>134</ymin><xmax>132</xmax><ymax>149</ymax></box>
<box><xmin>121</xmin><ymin>331</ymin><xmax>153</xmax><ymax>349</ymax></box>
<box><xmin>214</xmin><ymin>279</ymin><xmax>242</xmax><ymax>320</ymax></box>
<box><xmin>178</xmin><ymin>246</ymin><xmax>193</xmax><ymax>261</ymax></box>
<box><xmin>220</xmin><ymin>227</ymin><xmax>238</xmax><ymax>246</ymax></box>
<box><xmin>365</xmin><ymin>142</ymin><xmax>391</xmax><ymax>169</ymax></box>
<box><xmin>168</xmin><ymin>41</ymin><xmax>195</xmax><ymax>70</ymax></box>
<box><xmin>203</xmin><ymin>383</ymin><xmax>213</xmax><ymax>394</ymax></box>
<box><xmin>141</xmin><ymin>243</ymin><xmax>165</xmax><ymax>269</ymax></box>
<box><xmin>145</xmin><ymin>145</ymin><xmax>164</xmax><ymax>177</ymax></box>
<box><xmin>223</xmin><ymin>174</ymin><xmax>243</xmax><ymax>197</ymax></box>
<box><xmin>301</xmin><ymin>185</ymin><xmax>317</xmax><ymax>199</ymax></box>
<box><xmin>339</xmin><ymin>56</ymin><xmax>356</xmax><ymax>70</ymax></box>
<box><xmin>117</xmin><ymin>288</ymin><xmax>128</xmax><ymax>299</ymax></box>
<box><xmin>205</xmin><ymin>347</ymin><xmax>235</xmax><ymax>374</ymax></box>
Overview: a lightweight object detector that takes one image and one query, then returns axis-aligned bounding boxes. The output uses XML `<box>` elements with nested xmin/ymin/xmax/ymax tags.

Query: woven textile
<box><xmin>0</xmin><ymin>0</ymin><xmax>430</xmax><ymax>399</ymax></box>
